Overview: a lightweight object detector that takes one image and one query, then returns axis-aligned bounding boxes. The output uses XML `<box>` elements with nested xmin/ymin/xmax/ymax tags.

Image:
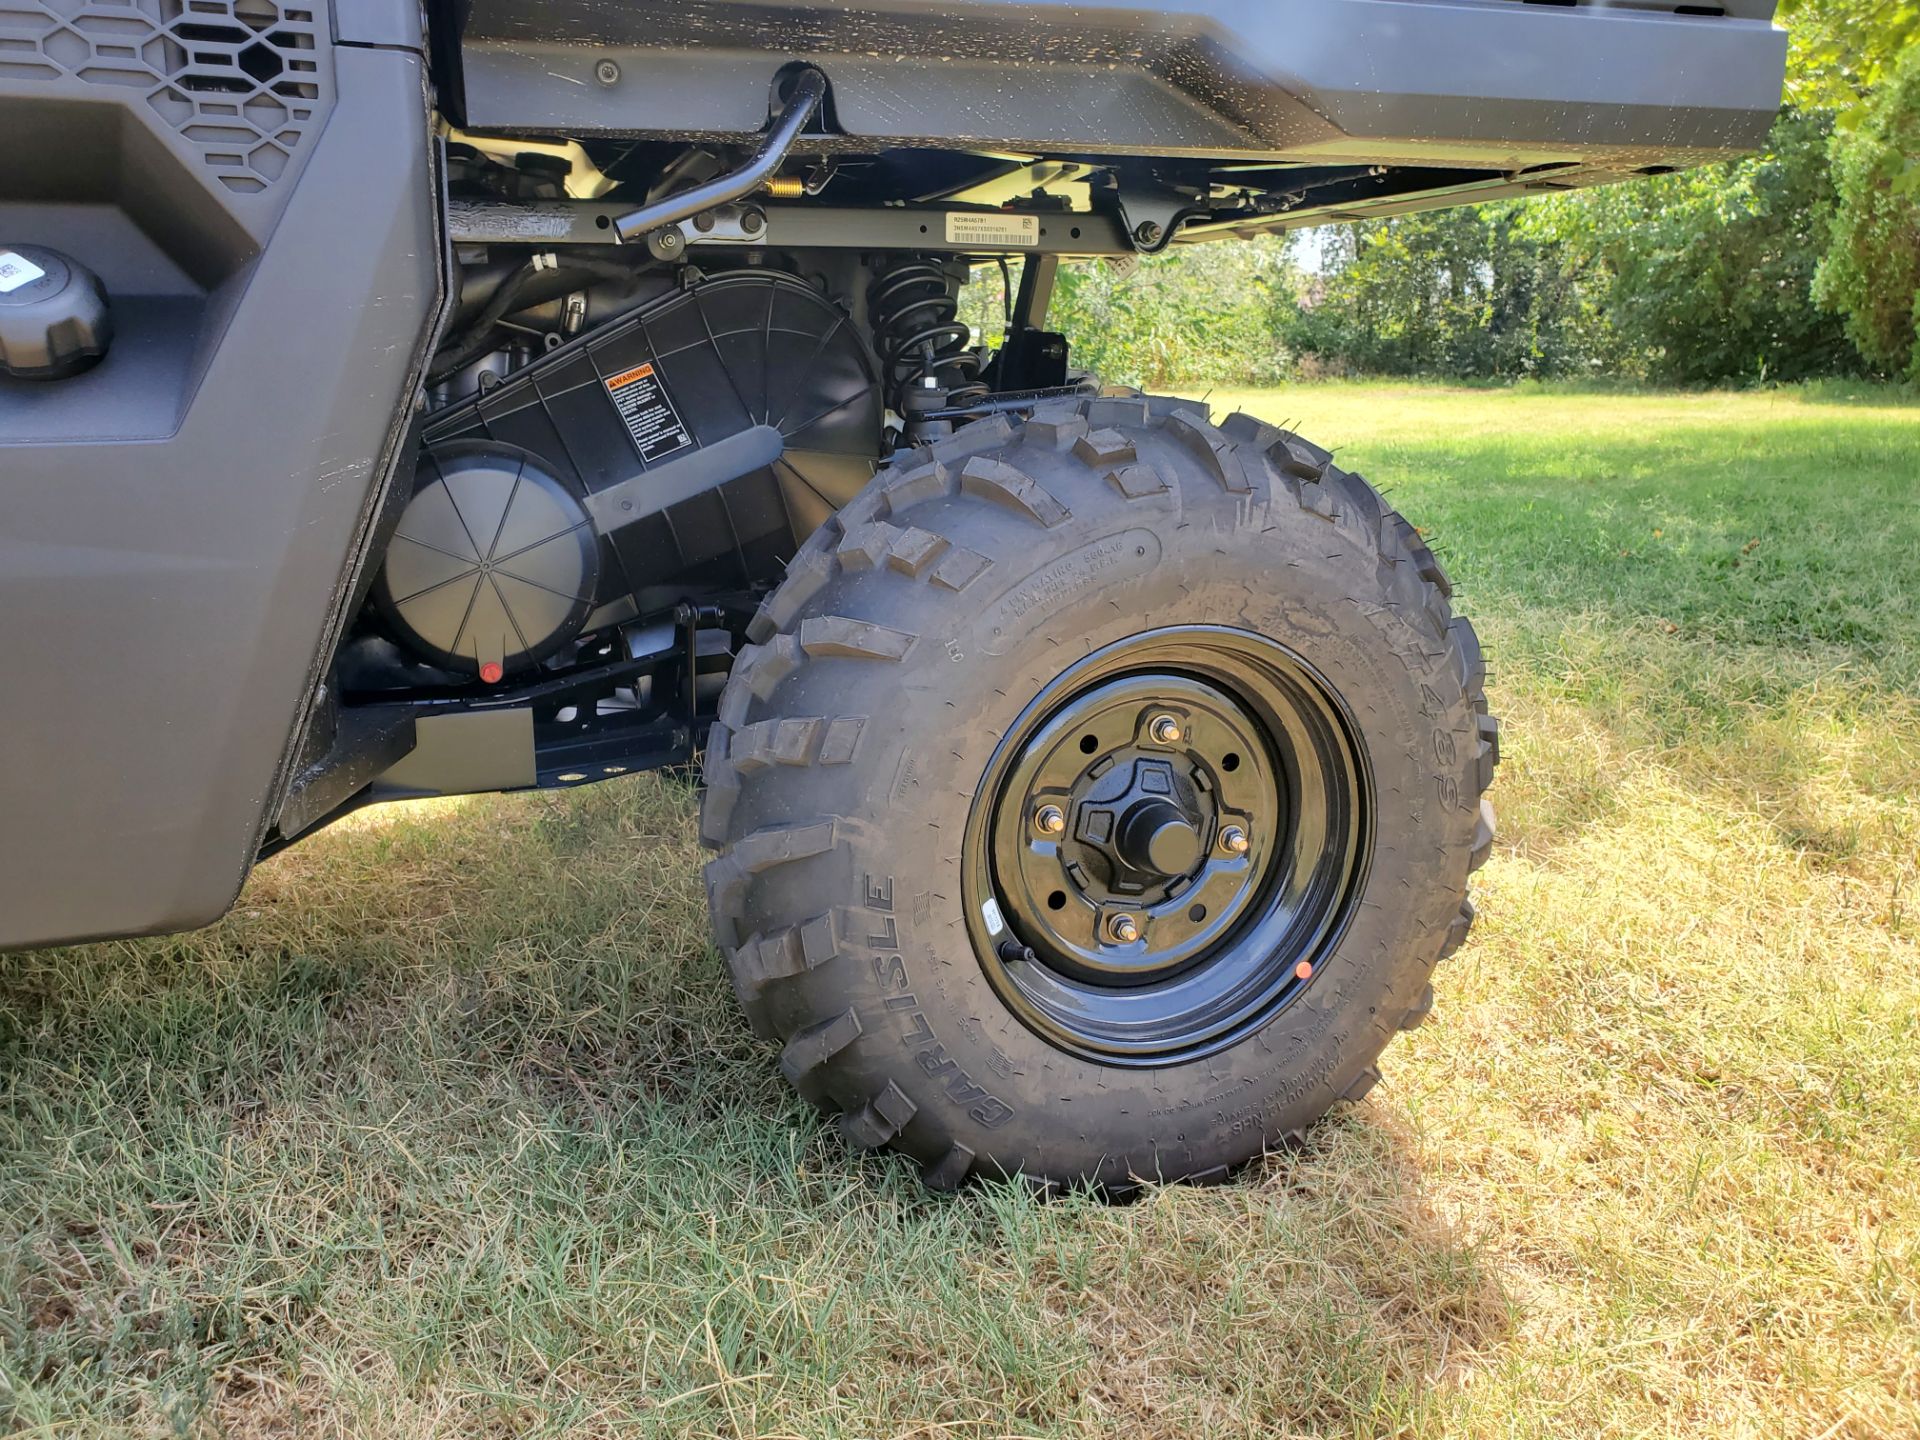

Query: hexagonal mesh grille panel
<box><xmin>0</xmin><ymin>0</ymin><xmax>333</xmax><ymax>194</ymax></box>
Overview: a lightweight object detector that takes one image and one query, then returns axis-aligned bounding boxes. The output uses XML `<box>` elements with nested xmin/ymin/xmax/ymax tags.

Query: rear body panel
<box><xmin>453</xmin><ymin>0</ymin><xmax>1787</xmax><ymax>168</ymax></box>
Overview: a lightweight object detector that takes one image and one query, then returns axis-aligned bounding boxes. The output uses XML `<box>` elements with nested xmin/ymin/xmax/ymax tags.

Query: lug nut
<box><xmin>1220</xmin><ymin>825</ymin><xmax>1250</xmax><ymax>855</ymax></box>
<box><xmin>1034</xmin><ymin>804</ymin><xmax>1066</xmax><ymax>836</ymax></box>
<box><xmin>1149</xmin><ymin>714</ymin><xmax>1182</xmax><ymax>745</ymax></box>
<box><xmin>1107</xmin><ymin>913</ymin><xmax>1141</xmax><ymax>944</ymax></box>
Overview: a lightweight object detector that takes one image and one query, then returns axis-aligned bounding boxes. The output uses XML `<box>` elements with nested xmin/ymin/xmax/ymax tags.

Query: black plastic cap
<box><xmin>371</xmin><ymin>442</ymin><xmax>601</xmax><ymax>679</ymax></box>
<box><xmin>0</xmin><ymin>245</ymin><xmax>113</xmax><ymax>381</ymax></box>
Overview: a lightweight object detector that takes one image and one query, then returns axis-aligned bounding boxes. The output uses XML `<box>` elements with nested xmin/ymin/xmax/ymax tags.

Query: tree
<box><xmin>1278</xmin><ymin>205</ymin><xmax>1605</xmax><ymax>379</ymax></box>
<box><xmin>1814</xmin><ymin>43</ymin><xmax>1920</xmax><ymax>380</ymax></box>
<box><xmin>1778</xmin><ymin>0</ymin><xmax>1920</xmax><ymax>109</ymax></box>
<box><xmin>1046</xmin><ymin>237</ymin><xmax>1298</xmax><ymax>388</ymax></box>
<box><xmin>1526</xmin><ymin>108</ymin><xmax>1863</xmax><ymax>384</ymax></box>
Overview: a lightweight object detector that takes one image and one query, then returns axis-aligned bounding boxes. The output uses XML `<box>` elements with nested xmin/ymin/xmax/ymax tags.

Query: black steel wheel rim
<box><xmin>962</xmin><ymin>626</ymin><xmax>1371</xmax><ymax>1065</ymax></box>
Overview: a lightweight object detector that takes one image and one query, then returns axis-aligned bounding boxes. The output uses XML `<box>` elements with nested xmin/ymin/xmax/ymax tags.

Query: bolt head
<box><xmin>1108</xmin><ymin>913</ymin><xmax>1140</xmax><ymax>944</ymax></box>
<box><xmin>1035</xmin><ymin>804</ymin><xmax>1066</xmax><ymax>836</ymax></box>
<box><xmin>1220</xmin><ymin>825</ymin><xmax>1250</xmax><ymax>855</ymax></box>
<box><xmin>1134</xmin><ymin>220</ymin><xmax>1164</xmax><ymax>246</ymax></box>
<box><xmin>594</xmin><ymin>58</ymin><xmax>621</xmax><ymax>85</ymax></box>
<box><xmin>1149</xmin><ymin>714</ymin><xmax>1181</xmax><ymax>745</ymax></box>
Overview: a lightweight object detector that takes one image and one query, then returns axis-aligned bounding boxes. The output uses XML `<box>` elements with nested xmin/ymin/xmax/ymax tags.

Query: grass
<box><xmin>4</xmin><ymin>380</ymin><xmax>1918</xmax><ymax>1438</ymax></box>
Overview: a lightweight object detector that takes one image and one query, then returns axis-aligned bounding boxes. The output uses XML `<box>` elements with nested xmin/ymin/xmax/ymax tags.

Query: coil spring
<box><xmin>867</xmin><ymin>257</ymin><xmax>986</xmax><ymax>410</ymax></box>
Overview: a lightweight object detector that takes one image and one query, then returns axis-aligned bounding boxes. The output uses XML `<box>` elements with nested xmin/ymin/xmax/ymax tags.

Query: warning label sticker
<box><xmin>0</xmin><ymin>251</ymin><xmax>47</xmax><ymax>294</ymax></box>
<box><xmin>943</xmin><ymin>213</ymin><xmax>1040</xmax><ymax>249</ymax></box>
<box><xmin>603</xmin><ymin>361</ymin><xmax>694</xmax><ymax>463</ymax></box>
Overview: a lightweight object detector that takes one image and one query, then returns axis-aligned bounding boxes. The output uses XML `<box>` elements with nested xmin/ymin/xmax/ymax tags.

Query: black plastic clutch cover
<box><xmin>371</xmin><ymin>441</ymin><xmax>600</xmax><ymax>681</ymax></box>
<box><xmin>420</xmin><ymin>269</ymin><xmax>884</xmax><ymax>619</ymax></box>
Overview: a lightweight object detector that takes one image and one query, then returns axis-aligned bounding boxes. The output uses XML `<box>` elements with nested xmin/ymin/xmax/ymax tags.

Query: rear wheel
<box><xmin>700</xmin><ymin>394</ymin><xmax>1496</xmax><ymax>1190</ymax></box>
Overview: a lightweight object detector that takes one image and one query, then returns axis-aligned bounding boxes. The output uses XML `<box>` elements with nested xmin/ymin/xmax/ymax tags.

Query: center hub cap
<box><xmin>1117</xmin><ymin>796</ymin><xmax>1202</xmax><ymax>876</ymax></box>
<box><xmin>1078</xmin><ymin>756</ymin><xmax>1205</xmax><ymax>885</ymax></box>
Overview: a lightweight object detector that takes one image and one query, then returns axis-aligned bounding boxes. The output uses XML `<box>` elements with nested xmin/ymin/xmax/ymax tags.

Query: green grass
<box><xmin>5</xmin><ymin>381</ymin><xmax>1918</xmax><ymax>1438</ymax></box>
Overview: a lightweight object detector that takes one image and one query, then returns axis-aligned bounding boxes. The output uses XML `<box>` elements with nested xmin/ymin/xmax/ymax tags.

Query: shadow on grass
<box><xmin>1</xmin><ymin>779</ymin><xmax>1509</xmax><ymax>1436</ymax></box>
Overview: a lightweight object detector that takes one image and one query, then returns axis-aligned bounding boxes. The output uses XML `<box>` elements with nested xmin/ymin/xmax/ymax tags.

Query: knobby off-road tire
<box><xmin>700</xmin><ymin>394</ymin><xmax>1497</xmax><ymax>1191</ymax></box>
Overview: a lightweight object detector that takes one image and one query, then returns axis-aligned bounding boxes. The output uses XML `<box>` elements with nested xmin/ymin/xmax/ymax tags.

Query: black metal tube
<box><xmin>612</xmin><ymin>69</ymin><xmax>827</xmax><ymax>243</ymax></box>
<box><xmin>427</xmin><ymin>255</ymin><xmax>647</xmax><ymax>385</ymax></box>
<box><xmin>426</xmin><ymin>255</ymin><xmax>546</xmax><ymax>383</ymax></box>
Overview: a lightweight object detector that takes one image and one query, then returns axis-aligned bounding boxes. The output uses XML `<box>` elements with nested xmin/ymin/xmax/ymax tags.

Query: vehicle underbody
<box><xmin>0</xmin><ymin>0</ymin><xmax>1786</xmax><ymax>1186</ymax></box>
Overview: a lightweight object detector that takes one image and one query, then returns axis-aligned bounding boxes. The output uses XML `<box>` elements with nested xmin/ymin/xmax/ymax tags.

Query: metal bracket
<box><xmin>1113</xmin><ymin>186</ymin><xmax>1204</xmax><ymax>253</ymax></box>
<box><xmin>1011</xmin><ymin>254</ymin><xmax>1059</xmax><ymax>332</ymax></box>
<box><xmin>644</xmin><ymin>202</ymin><xmax>768</xmax><ymax>259</ymax></box>
<box><xmin>675</xmin><ymin>602</ymin><xmax>727</xmax><ymax>731</ymax></box>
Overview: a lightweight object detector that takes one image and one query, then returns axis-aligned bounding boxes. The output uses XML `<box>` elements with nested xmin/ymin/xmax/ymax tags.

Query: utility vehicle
<box><xmin>0</xmin><ymin>0</ymin><xmax>1786</xmax><ymax>1189</ymax></box>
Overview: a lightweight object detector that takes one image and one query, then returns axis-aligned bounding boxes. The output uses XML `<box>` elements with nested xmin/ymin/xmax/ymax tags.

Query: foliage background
<box><xmin>964</xmin><ymin>8</ymin><xmax>1919</xmax><ymax>392</ymax></box>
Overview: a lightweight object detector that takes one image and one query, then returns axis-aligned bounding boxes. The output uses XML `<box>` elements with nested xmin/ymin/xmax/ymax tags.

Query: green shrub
<box><xmin>1814</xmin><ymin>44</ymin><xmax>1920</xmax><ymax>380</ymax></box>
<box><xmin>1531</xmin><ymin>107</ymin><xmax>1865</xmax><ymax>385</ymax></box>
<box><xmin>1044</xmin><ymin>238</ymin><xmax>1298</xmax><ymax>388</ymax></box>
<box><xmin>1278</xmin><ymin>205</ymin><xmax>1607</xmax><ymax>380</ymax></box>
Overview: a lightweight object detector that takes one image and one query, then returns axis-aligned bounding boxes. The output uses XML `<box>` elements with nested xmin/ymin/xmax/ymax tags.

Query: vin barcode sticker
<box><xmin>603</xmin><ymin>361</ymin><xmax>693</xmax><ymax>463</ymax></box>
<box><xmin>0</xmin><ymin>251</ymin><xmax>47</xmax><ymax>294</ymax></box>
<box><xmin>943</xmin><ymin>213</ymin><xmax>1040</xmax><ymax>249</ymax></box>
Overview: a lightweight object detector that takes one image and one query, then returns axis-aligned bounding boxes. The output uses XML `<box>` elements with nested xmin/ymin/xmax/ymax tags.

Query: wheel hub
<box><xmin>964</xmin><ymin>626</ymin><xmax>1371</xmax><ymax>1064</ymax></box>
<box><xmin>992</xmin><ymin>671</ymin><xmax>1279</xmax><ymax>986</ymax></box>
<box><xmin>1072</xmin><ymin>751</ymin><xmax>1207</xmax><ymax>888</ymax></box>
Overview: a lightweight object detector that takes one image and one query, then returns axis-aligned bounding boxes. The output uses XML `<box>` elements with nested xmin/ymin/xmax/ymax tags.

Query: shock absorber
<box><xmin>866</xmin><ymin>256</ymin><xmax>986</xmax><ymax>415</ymax></box>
